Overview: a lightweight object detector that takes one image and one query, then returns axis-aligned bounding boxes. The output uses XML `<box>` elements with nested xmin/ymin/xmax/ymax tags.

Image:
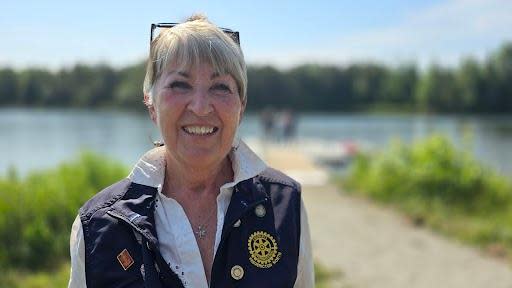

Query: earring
<box><xmin>148</xmin><ymin>134</ymin><xmax>164</xmax><ymax>147</ymax></box>
<box><xmin>232</xmin><ymin>135</ymin><xmax>240</xmax><ymax>151</ymax></box>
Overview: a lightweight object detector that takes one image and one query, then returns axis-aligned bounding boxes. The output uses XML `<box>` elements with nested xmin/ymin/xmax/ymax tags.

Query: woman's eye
<box><xmin>168</xmin><ymin>81</ymin><xmax>191</xmax><ymax>90</ymax></box>
<box><xmin>211</xmin><ymin>83</ymin><xmax>232</xmax><ymax>93</ymax></box>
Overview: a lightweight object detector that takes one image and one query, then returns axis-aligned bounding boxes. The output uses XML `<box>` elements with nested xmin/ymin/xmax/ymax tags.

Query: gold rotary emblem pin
<box><xmin>247</xmin><ymin>231</ymin><xmax>282</xmax><ymax>268</ymax></box>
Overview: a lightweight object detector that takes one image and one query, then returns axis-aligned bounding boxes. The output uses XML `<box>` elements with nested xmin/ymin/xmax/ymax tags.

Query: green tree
<box><xmin>415</xmin><ymin>65</ymin><xmax>461</xmax><ymax>112</ymax></box>
<box><xmin>113</xmin><ymin>62</ymin><xmax>146</xmax><ymax>109</ymax></box>
<box><xmin>0</xmin><ymin>68</ymin><xmax>18</xmax><ymax>105</ymax></box>
<box><xmin>456</xmin><ymin>58</ymin><xmax>483</xmax><ymax>112</ymax></box>
<box><xmin>17</xmin><ymin>69</ymin><xmax>55</xmax><ymax>106</ymax></box>
<box><xmin>382</xmin><ymin>65</ymin><xmax>417</xmax><ymax>105</ymax></box>
<box><xmin>247</xmin><ymin>66</ymin><xmax>296</xmax><ymax>111</ymax></box>
<box><xmin>482</xmin><ymin>43</ymin><xmax>512</xmax><ymax>112</ymax></box>
<box><xmin>347</xmin><ymin>64</ymin><xmax>388</xmax><ymax>108</ymax></box>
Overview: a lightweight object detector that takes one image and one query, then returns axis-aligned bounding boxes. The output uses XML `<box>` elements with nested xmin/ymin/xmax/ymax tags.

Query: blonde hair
<box><xmin>143</xmin><ymin>14</ymin><xmax>247</xmax><ymax>106</ymax></box>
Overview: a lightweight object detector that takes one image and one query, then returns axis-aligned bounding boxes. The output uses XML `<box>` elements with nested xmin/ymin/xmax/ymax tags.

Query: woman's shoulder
<box><xmin>257</xmin><ymin>167</ymin><xmax>301</xmax><ymax>192</ymax></box>
<box><xmin>79</xmin><ymin>178</ymin><xmax>132</xmax><ymax>221</ymax></box>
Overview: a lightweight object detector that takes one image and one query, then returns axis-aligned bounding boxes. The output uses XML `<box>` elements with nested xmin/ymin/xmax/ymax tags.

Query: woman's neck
<box><xmin>162</xmin><ymin>152</ymin><xmax>233</xmax><ymax>199</ymax></box>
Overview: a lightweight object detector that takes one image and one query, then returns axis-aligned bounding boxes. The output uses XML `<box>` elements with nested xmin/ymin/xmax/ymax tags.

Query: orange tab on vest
<box><xmin>117</xmin><ymin>249</ymin><xmax>134</xmax><ymax>270</ymax></box>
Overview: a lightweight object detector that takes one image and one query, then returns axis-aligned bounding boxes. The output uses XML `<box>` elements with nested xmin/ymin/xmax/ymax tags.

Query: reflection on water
<box><xmin>1</xmin><ymin>108</ymin><xmax>511</xmax><ymax>176</ymax></box>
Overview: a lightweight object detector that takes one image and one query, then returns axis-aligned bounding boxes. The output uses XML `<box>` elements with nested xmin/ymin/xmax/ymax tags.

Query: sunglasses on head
<box><xmin>150</xmin><ymin>23</ymin><xmax>240</xmax><ymax>46</ymax></box>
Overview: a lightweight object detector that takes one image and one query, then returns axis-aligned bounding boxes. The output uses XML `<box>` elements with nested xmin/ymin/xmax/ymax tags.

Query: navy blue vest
<box><xmin>79</xmin><ymin>168</ymin><xmax>301</xmax><ymax>287</ymax></box>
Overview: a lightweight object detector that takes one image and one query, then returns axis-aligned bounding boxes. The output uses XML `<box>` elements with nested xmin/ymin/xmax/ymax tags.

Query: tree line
<box><xmin>0</xmin><ymin>43</ymin><xmax>511</xmax><ymax>113</ymax></box>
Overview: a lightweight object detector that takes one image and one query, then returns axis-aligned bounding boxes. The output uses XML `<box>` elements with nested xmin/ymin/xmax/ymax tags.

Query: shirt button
<box><xmin>254</xmin><ymin>204</ymin><xmax>266</xmax><ymax>217</ymax></box>
<box><xmin>231</xmin><ymin>265</ymin><xmax>244</xmax><ymax>280</ymax></box>
<box><xmin>233</xmin><ymin>219</ymin><xmax>242</xmax><ymax>227</ymax></box>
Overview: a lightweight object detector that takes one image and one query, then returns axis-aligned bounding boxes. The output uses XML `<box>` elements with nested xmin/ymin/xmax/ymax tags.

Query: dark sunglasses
<box><xmin>150</xmin><ymin>23</ymin><xmax>240</xmax><ymax>46</ymax></box>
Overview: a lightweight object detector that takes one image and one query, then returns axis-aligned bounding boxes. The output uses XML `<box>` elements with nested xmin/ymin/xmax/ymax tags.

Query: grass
<box><xmin>315</xmin><ymin>262</ymin><xmax>349</xmax><ymax>288</ymax></box>
<box><xmin>0</xmin><ymin>263</ymin><xmax>70</xmax><ymax>288</ymax></box>
<box><xmin>338</xmin><ymin>134</ymin><xmax>512</xmax><ymax>261</ymax></box>
<box><xmin>315</xmin><ymin>262</ymin><xmax>334</xmax><ymax>288</ymax></box>
<box><xmin>1</xmin><ymin>261</ymin><xmax>337</xmax><ymax>287</ymax></box>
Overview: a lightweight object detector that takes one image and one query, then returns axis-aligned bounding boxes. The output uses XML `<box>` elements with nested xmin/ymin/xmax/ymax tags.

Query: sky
<box><xmin>1</xmin><ymin>0</ymin><xmax>511</xmax><ymax>70</ymax></box>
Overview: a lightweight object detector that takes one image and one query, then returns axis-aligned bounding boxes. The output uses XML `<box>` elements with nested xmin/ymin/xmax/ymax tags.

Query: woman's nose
<box><xmin>186</xmin><ymin>89</ymin><xmax>213</xmax><ymax>116</ymax></box>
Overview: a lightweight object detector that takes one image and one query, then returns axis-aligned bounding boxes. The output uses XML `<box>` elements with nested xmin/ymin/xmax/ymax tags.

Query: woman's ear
<box><xmin>144</xmin><ymin>94</ymin><xmax>158</xmax><ymax>125</ymax></box>
<box><xmin>238</xmin><ymin>100</ymin><xmax>246</xmax><ymax>124</ymax></box>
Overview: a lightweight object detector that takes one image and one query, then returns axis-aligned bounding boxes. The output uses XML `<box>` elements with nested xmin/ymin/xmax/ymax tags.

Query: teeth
<box><xmin>184</xmin><ymin>126</ymin><xmax>215</xmax><ymax>135</ymax></box>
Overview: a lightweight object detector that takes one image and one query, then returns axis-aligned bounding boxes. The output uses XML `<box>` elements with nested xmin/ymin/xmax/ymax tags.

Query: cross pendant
<box><xmin>196</xmin><ymin>225</ymin><xmax>207</xmax><ymax>240</ymax></box>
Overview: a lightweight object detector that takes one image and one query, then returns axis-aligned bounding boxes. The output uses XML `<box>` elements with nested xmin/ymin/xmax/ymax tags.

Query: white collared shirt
<box><xmin>68</xmin><ymin>140</ymin><xmax>314</xmax><ymax>288</ymax></box>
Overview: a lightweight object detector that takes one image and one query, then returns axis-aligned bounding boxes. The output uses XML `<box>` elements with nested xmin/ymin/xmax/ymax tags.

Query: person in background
<box><xmin>281</xmin><ymin>109</ymin><xmax>297</xmax><ymax>142</ymax></box>
<box><xmin>68</xmin><ymin>14</ymin><xmax>313</xmax><ymax>288</ymax></box>
<box><xmin>260</xmin><ymin>106</ymin><xmax>276</xmax><ymax>140</ymax></box>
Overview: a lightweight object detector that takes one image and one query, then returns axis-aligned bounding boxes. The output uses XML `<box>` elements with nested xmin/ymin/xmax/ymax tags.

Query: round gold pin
<box><xmin>230</xmin><ymin>265</ymin><xmax>244</xmax><ymax>280</ymax></box>
<box><xmin>254</xmin><ymin>204</ymin><xmax>266</xmax><ymax>217</ymax></box>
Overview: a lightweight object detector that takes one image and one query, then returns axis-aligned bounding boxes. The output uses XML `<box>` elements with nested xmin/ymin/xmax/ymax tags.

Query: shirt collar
<box><xmin>127</xmin><ymin>139</ymin><xmax>268</xmax><ymax>193</ymax></box>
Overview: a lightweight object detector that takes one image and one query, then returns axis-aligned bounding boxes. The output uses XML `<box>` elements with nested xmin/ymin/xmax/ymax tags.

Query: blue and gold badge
<box><xmin>247</xmin><ymin>231</ymin><xmax>282</xmax><ymax>268</ymax></box>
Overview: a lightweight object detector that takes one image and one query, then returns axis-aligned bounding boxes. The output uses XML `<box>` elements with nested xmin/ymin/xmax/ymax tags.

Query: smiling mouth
<box><xmin>182</xmin><ymin>125</ymin><xmax>219</xmax><ymax>136</ymax></box>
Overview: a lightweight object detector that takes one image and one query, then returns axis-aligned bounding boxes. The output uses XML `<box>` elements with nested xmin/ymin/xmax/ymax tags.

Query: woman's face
<box><xmin>149</xmin><ymin>62</ymin><xmax>244</xmax><ymax>169</ymax></box>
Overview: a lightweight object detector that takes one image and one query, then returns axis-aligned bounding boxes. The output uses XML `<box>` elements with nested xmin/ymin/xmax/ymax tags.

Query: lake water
<box><xmin>1</xmin><ymin>108</ymin><xmax>511</xmax><ymax>177</ymax></box>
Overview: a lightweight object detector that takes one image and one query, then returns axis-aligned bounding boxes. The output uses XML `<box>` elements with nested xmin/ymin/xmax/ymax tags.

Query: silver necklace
<box><xmin>194</xmin><ymin>206</ymin><xmax>217</xmax><ymax>240</ymax></box>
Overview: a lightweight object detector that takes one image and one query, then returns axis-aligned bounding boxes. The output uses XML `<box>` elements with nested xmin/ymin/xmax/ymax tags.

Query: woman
<box><xmin>68</xmin><ymin>15</ymin><xmax>313</xmax><ymax>288</ymax></box>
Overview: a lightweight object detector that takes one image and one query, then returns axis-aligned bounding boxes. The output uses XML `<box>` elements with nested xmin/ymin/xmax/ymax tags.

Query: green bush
<box><xmin>343</xmin><ymin>134</ymin><xmax>512</xmax><ymax>252</ymax></box>
<box><xmin>0</xmin><ymin>152</ymin><xmax>127</xmax><ymax>270</ymax></box>
<box><xmin>346</xmin><ymin>135</ymin><xmax>511</xmax><ymax>211</ymax></box>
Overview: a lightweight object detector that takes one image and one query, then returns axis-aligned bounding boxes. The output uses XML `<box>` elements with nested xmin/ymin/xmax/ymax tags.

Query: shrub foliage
<box><xmin>0</xmin><ymin>152</ymin><xmax>127</xmax><ymax>270</ymax></box>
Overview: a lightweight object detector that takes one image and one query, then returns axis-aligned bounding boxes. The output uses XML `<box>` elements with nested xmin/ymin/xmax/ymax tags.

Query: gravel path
<box><xmin>256</xmin><ymin>142</ymin><xmax>512</xmax><ymax>288</ymax></box>
<box><xmin>303</xmin><ymin>185</ymin><xmax>512</xmax><ymax>288</ymax></box>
